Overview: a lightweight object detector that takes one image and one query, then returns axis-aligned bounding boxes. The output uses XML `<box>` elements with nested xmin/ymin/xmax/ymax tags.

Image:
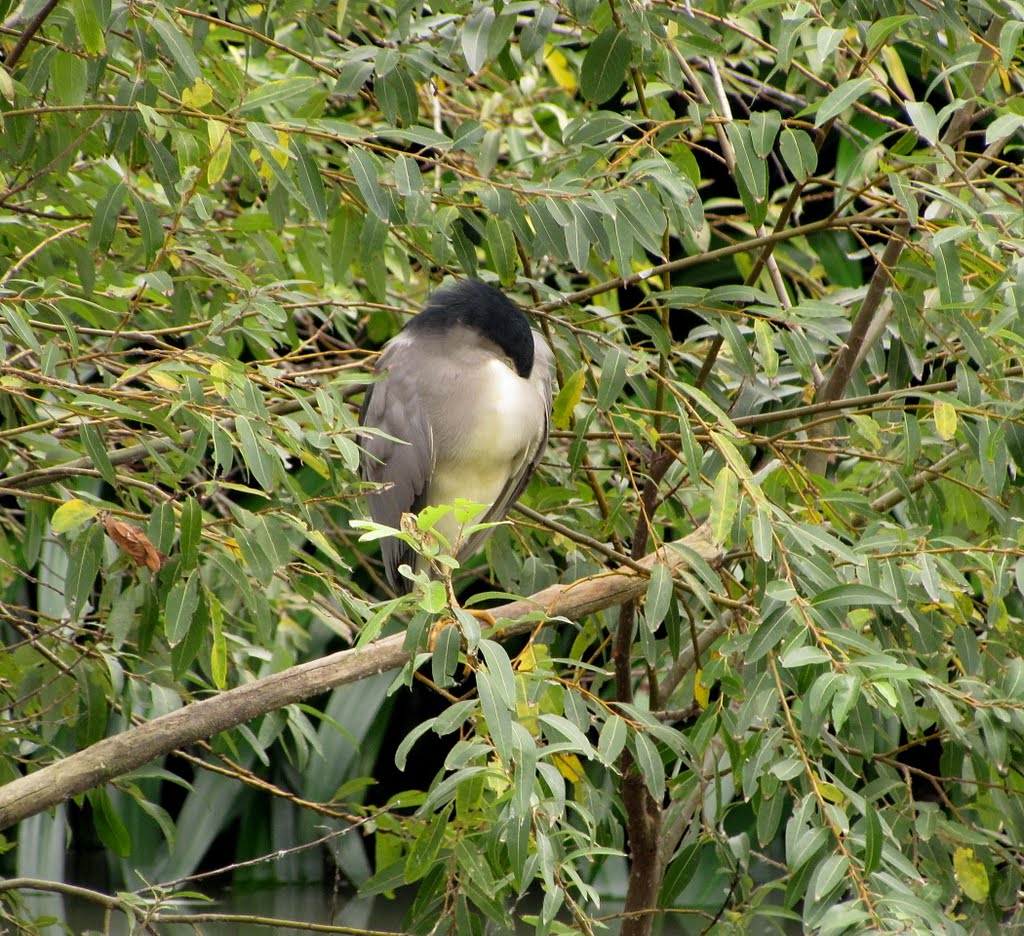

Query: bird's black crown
<box><xmin>405</xmin><ymin>280</ymin><xmax>535</xmax><ymax>378</ymax></box>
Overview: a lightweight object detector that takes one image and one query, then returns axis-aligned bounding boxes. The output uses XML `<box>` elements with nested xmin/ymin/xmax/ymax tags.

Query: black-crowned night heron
<box><xmin>359</xmin><ymin>280</ymin><xmax>554</xmax><ymax>593</ymax></box>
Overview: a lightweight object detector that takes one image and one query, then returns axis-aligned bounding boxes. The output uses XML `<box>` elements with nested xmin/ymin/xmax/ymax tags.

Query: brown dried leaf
<box><xmin>102</xmin><ymin>513</ymin><xmax>168</xmax><ymax>573</ymax></box>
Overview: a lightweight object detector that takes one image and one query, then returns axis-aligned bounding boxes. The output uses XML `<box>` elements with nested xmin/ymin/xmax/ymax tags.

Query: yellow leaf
<box><xmin>207</xmin><ymin>120</ymin><xmax>232</xmax><ymax>185</ymax></box>
<box><xmin>544</xmin><ymin>46</ymin><xmax>577</xmax><ymax>94</ymax></box>
<box><xmin>274</xmin><ymin>130</ymin><xmax>291</xmax><ymax>168</ymax></box>
<box><xmin>709</xmin><ymin>466</ymin><xmax>739</xmax><ymax>546</ymax></box>
<box><xmin>880</xmin><ymin>46</ymin><xmax>914</xmax><ymax>101</ymax></box>
<box><xmin>934</xmin><ymin>400</ymin><xmax>957</xmax><ymax>440</ymax></box>
<box><xmin>552</xmin><ymin>367</ymin><xmax>585</xmax><ymax>430</ymax></box>
<box><xmin>953</xmin><ymin>847</ymin><xmax>989</xmax><ymax>902</ymax></box>
<box><xmin>552</xmin><ymin>752</ymin><xmax>585</xmax><ymax>784</ymax></box>
<box><xmin>182</xmin><ymin>79</ymin><xmax>214</xmax><ymax>109</ymax></box>
<box><xmin>693</xmin><ymin>667</ymin><xmax>710</xmax><ymax>708</ymax></box>
<box><xmin>150</xmin><ymin>370</ymin><xmax>180</xmax><ymax>392</ymax></box>
<box><xmin>52</xmin><ymin>498</ymin><xmax>101</xmax><ymax>534</ymax></box>
<box><xmin>817</xmin><ymin>781</ymin><xmax>846</xmax><ymax>804</ymax></box>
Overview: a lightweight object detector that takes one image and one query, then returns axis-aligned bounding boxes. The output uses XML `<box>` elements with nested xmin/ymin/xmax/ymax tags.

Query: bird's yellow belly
<box><xmin>428</xmin><ymin>358</ymin><xmax>539</xmax><ymax>542</ymax></box>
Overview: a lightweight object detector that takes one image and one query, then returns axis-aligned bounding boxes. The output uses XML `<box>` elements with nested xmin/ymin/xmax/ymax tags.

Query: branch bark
<box><xmin>0</xmin><ymin>525</ymin><xmax>722</xmax><ymax>832</ymax></box>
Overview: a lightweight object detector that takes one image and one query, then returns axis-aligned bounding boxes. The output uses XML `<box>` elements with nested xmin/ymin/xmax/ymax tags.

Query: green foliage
<box><xmin>3</xmin><ymin>0</ymin><xmax>1024</xmax><ymax>933</ymax></box>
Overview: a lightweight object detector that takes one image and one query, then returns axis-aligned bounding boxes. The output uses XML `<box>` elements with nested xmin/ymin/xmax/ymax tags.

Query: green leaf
<box><xmin>709</xmin><ymin>466</ymin><xmax>739</xmax><ymax>546</ymax></box>
<box><xmin>348</xmin><ymin>147</ymin><xmax>390</xmax><ymax>221</ymax></box>
<box><xmin>405</xmin><ymin>803</ymin><xmax>451</xmax><ymax>884</ymax></box>
<box><xmin>293</xmin><ymin>139</ymin><xmax>328</xmax><ymax>222</ymax></box>
<box><xmin>597</xmin><ymin>714</ymin><xmax>627</xmax><ymax>765</ymax></box>
<box><xmin>132</xmin><ymin>194</ymin><xmax>164</xmax><ymax>262</ymax></box>
<box><xmin>164</xmin><ymin>571</ymin><xmax>201</xmax><ymax>645</ymax></box>
<box><xmin>863</xmin><ymin>804</ymin><xmax>882</xmax><ymax>873</ymax></box>
<box><xmin>89</xmin><ymin>181</ymin><xmax>127</xmax><ymax>253</ymax></box>
<box><xmin>151</xmin><ymin>17</ymin><xmax>200</xmax><ymax>83</ymax></box>
<box><xmin>631</xmin><ymin>731</ymin><xmax>665</xmax><ymax>800</ymax></box>
<box><xmin>71</xmin><ymin>0</ymin><xmax>106</xmax><ymax>55</ymax></box>
<box><xmin>813</xmin><ymin>853</ymin><xmax>848</xmax><ymax>901</ymax></box>
<box><xmin>235</xmin><ymin>415</ymin><xmax>279</xmax><ymax>491</ymax></box>
<box><xmin>580</xmin><ymin>28</ymin><xmax>633</xmax><ymax>104</ymax></box>
<box><xmin>66</xmin><ymin>523</ymin><xmax>104</xmax><ymax>619</ymax></box>
<box><xmin>240</xmin><ymin>77</ymin><xmax>319</xmax><ymax>113</ymax></box>
<box><xmin>725</xmin><ymin>122</ymin><xmax>767</xmax><ymax>201</ymax></box>
<box><xmin>477</xmin><ymin>670</ymin><xmax>513</xmax><ymax>762</ymax></box>
<box><xmin>749</xmin><ymin>110</ymin><xmax>781</xmax><ymax>157</ymax></box>
<box><xmin>431</xmin><ymin>624</ymin><xmax>461</xmax><ymax>689</ymax></box>
<box><xmin>809</xmin><ymin>584</ymin><xmax>897</xmax><ymax>608</ymax></box>
<box><xmin>596</xmin><ymin>346</ymin><xmax>628</xmax><ymax>411</ymax></box>
<box><xmin>485</xmin><ymin>215</ymin><xmax>518</xmax><ymax>286</ymax></box>
<box><xmin>645</xmin><ymin>562</ymin><xmax>673</xmax><ymax>631</ymax></box>
<box><xmin>88</xmin><ymin>788</ymin><xmax>131</xmax><ymax>857</ymax></box>
<box><xmin>479</xmin><ymin>639</ymin><xmax>516</xmax><ymax>708</ymax></box>
<box><xmin>934</xmin><ymin>241</ymin><xmax>963</xmax><ymax>307</ymax></box>
<box><xmin>814</xmin><ymin>77</ymin><xmax>875</xmax><ymax>127</ymax></box>
<box><xmin>206</xmin><ymin>119</ymin><xmax>232</xmax><ymax>185</ymax></box>
<box><xmin>779</xmin><ymin>127</ymin><xmax>817</xmax><ymax>182</ymax></box>
<box><xmin>462</xmin><ymin>6</ymin><xmax>495</xmax><ymax>73</ymax></box>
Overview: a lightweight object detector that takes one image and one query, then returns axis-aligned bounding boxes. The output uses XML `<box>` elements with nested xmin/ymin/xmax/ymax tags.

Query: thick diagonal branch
<box><xmin>0</xmin><ymin>526</ymin><xmax>722</xmax><ymax>832</ymax></box>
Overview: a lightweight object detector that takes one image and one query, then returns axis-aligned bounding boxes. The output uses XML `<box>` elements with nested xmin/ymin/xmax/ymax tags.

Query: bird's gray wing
<box><xmin>359</xmin><ymin>338</ymin><xmax>435</xmax><ymax>591</ymax></box>
<box><xmin>457</xmin><ymin>332</ymin><xmax>554</xmax><ymax>561</ymax></box>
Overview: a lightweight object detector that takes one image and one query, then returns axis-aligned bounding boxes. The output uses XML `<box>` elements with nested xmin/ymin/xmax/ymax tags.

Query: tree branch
<box><xmin>0</xmin><ymin>526</ymin><xmax>722</xmax><ymax>832</ymax></box>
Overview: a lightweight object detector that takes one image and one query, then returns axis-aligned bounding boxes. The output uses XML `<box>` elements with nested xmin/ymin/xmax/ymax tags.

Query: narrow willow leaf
<box><xmin>814</xmin><ymin>77</ymin><xmax>875</xmax><ymax>126</ymax></box>
<box><xmin>71</xmin><ymin>0</ymin><xmax>106</xmax><ymax>56</ymax></box>
<box><xmin>631</xmin><ymin>731</ymin><xmax>665</xmax><ymax>800</ymax></box>
<box><xmin>178</xmin><ymin>496</ymin><xmax>201</xmax><ymax>570</ymax></box>
<box><xmin>462</xmin><ymin>6</ymin><xmax>495</xmax><ymax>73</ymax></box>
<box><xmin>151</xmin><ymin>17</ymin><xmax>200</xmax><ymax>82</ymax></box>
<box><xmin>405</xmin><ymin>802</ymin><xmax>451</xmax><ymax>883</ymax></box>
<box><xmin>479</xmin><ymin>639</ymin><xmax>516</xmax><ymax>708</ymax></box>
<box><xmin>210</xmin><ymin>593</ymin><xmax>227</xmax><ymax>689</ymax></box>
<box><xmin>809</xmin><ymin>584</ymin><xmax>897</xmax><ymax>608</ymax></box>
<box><xmin>293</xmin><ymin>139</ymin><xmax>328</xmax><ymax>222</ymax></box>
<box><xmin>752</xmin><ymin>506</ymin><xmax>773</xmax><ymax>561</ymax></box>
<box><xmin>813</xmin><ymin>853</ymin><xmax>849</xmax><ymax>901</ymax></box>
<box><xmin>596</xmin><ymin>346</ymin><xmax>627</xmax><ymax>411</ymax></box>
<box><xmin>597</xmin><ymin>714</ymin><xmax>627</xmax><ymax>765</ymax></box>
<box><xmin>66</xmin><ymin>523</ymin><xmax>104</xmax><ymax>618</ymax></box>
<box><xmin>206</xmin><ymin>119</ymin><xmax>231</xmax><ymax>185</ymax></box>
<box><xmin>725</xmin><ymin>122</ymin><xmax>767</xmax><ymax>201</ymax></box>
<box><xmin>80</xmin><ymin>423</ymin><xmax>116</xmax><ymax>485</ymax></box>
<box><xmin>710</xmin><ymin>466</ymin><xmax>739</xmax><ymax>546</ymax></box>
<box><xmin>89</xmin><ymin>788</ymin><xmax>131</xmax><ymax>857</ymax></box>
<box><xmin>349</xmin><ymin>147</ymin><xmax>390</xmax><ymax>221</ymax></box>
<box><xmin>934</xmin><ymin>241</ymin><xmax>963</xmax><ymax>306</ymax></box>
<box><xmin>782</xmin><ymin>128</ymin><xmax>815</xmax><ymax>183</ymax></box>
<box><xmin>132</xmin><ymin>194</ymin><xmax>164</xmax><ymax>261</ymax></box>
<box><xmin>485</xmin><ymin>215</ymin><xmax>518</xmax><ymax>286</ymax></box>
<box><xmin>477</xmin><ymin>670</ymin><xmax>513</xmax><ymax>761</ymax></box>
<box><xmin>89</xmin><ymin>182</ymin><xmax>126</xmax><ymax>253</ymax></box>
<box><xmin>863</xmin><ymin>802</ymin><xmax>882</xmax><ymax>873</ymax></box>
<box><xmin>905</xmin><ymin>100</ymin><xmax>939</xmax><ymax>144</ymax></box>
<box><xmin>581</xmin><ymin>28</ymin><xmax>632</xmax><ymax>104</ymax></box>
<box><xmin>645</xmin><ymin>562</ymin><xmax>673</xmax><ymax>631</ymax></box>
<box><xmin>552</xmin><ymin>367</ymin><xmax>585</xmax><ymax>430</ymax></box>
<box><xmin>235</xmin><ymin>415</ymin><xmax>278</xmax><ymax>491</ymax></box>
<box><xmin>240</xmin><ymin>76</ymin><xmax>319</xmax><ymax>113</ymax></box>
<box><xmin>749</xmin><ymin>110</ymin><xmax>781</xmax><ymax>157</ymax></box>
<box><xmin>164</xmin><ymin>570</ymin><xmax>200</xmax><ymax>645</ymax></box>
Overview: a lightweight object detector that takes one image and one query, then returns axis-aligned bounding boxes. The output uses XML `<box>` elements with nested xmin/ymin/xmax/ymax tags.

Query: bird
<box><xmin>358</xmin><ymin>279</ymin><xmax>554</xmax><ymax>594</ymax></box>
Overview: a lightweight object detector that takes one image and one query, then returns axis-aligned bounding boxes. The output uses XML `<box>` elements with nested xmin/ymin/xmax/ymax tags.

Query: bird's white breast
<box><xmin>429</xmin><ymin>357</ymin><xmax>543</xmax><ymax>519</ymax></box>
